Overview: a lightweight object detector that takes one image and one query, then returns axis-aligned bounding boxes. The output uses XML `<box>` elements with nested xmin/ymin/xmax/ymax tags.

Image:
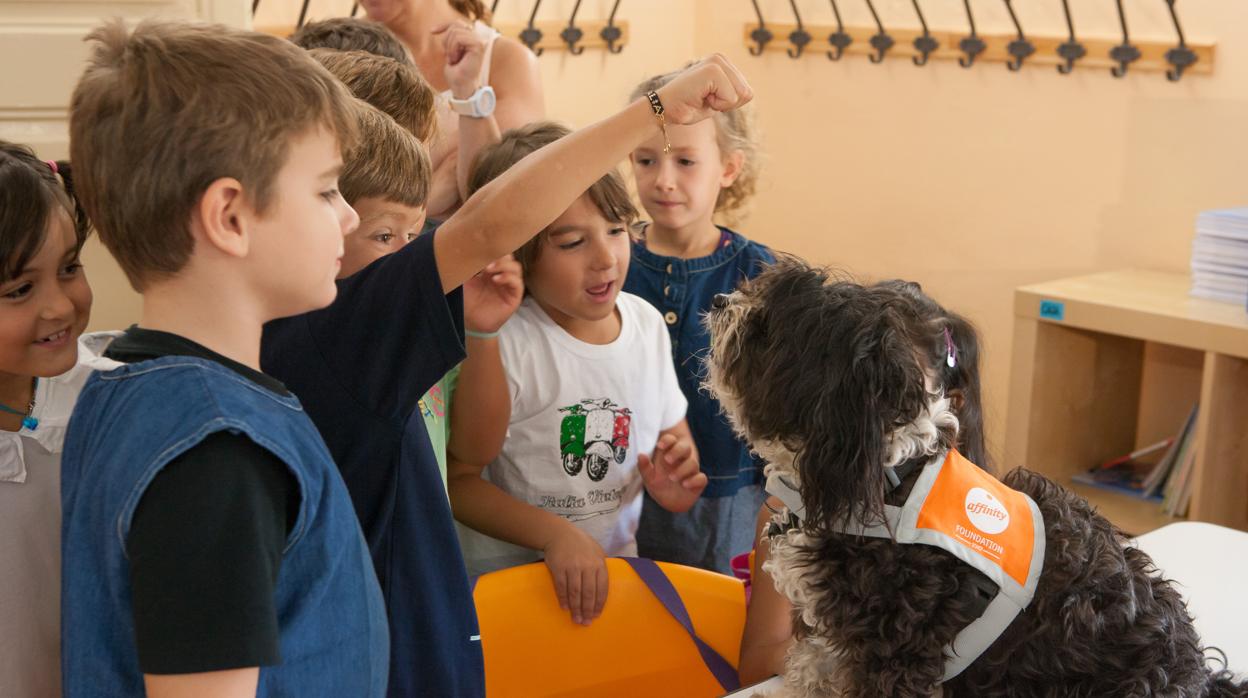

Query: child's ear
<box><xmin>191</xmin><ymin>177</ymin><xmax>249</xmax><ymax>259</ymax></box>
<box><xmin>719</xmin><ymin>149</ymin><xmax>745</xmax><ymax>188</ymax></box>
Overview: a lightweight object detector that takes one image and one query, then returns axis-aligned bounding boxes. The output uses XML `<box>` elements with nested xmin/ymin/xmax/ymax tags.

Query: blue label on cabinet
<box><xmin>1039</xmin><ymin>299</ymin><xmax>1065</xmax><ymax>321</ymax></box>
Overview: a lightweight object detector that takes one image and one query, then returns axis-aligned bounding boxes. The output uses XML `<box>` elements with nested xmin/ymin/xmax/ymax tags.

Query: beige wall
<box><xmin>10</xmin><ymin>0</ymin><xmax>1248</xmax><ymax>461</ymax></box>
<box><xmin>691</xmin><ymin>0</ymin><xmax>1248</xmax><ymax>462</ymax></box>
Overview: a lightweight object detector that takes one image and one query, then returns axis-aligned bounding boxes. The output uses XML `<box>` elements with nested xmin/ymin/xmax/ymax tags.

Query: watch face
<box><xmin>478</xmin><ymin>87</ymin><xmax>497</xmax><ymax>116</ymax></box>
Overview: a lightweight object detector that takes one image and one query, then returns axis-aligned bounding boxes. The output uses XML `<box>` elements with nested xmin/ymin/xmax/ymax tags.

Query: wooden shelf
<box><xmin>1006</xmin><ymin>270</ymin><xmax>1248</xmax><ymax>534</ymax></box>
<box><xmin>1064</xmin><ymin>481</ymin><xmax>1180</xmax><ymax>538</ymax></box>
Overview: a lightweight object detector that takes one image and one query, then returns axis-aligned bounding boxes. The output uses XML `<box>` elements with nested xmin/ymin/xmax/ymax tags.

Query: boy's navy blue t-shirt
<box><xmin>261</xmin><ymin>231</ymin><xmax>482</xmax><ymax>698</ymax></box>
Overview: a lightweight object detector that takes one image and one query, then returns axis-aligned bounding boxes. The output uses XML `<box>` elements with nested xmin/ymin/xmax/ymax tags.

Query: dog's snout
<box><xmin>712</xmin><ymin>294</ymin><xmax>730</xmax><ymax>310</ymax></box>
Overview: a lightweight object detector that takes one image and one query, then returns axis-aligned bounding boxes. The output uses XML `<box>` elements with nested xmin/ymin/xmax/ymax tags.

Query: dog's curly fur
<box><xmin>705</xmin><ymin>259</ymin><xmax>1245</xmax><ymax>697</ymax></box>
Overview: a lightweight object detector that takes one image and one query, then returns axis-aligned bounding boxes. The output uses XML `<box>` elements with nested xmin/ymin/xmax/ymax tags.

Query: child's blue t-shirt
<box><xmin>622</xmin><ymin>226</ymin><xmax>775</xmax><ymax>572</ymax></box>
<box><xmin>261</xmin><ymin>230</ymin><xmax>483</xmax><ymax>698</ymax></box>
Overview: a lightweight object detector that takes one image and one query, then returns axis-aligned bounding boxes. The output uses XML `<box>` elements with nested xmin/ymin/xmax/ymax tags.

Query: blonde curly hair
<box><xmin>630</xmin><ymin>67</ymin><xmax>761</xmax><ymax>218</ymax></box>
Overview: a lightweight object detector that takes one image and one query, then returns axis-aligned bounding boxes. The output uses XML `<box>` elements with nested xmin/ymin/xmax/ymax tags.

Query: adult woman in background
<box><xmin>361</xmin><ymin>0</ymin><xmax>545</xmax><ymax>219</ymax></box>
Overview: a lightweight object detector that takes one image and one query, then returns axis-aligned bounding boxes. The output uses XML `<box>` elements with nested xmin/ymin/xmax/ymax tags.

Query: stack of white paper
<box><xmin>1191</xmin><ymin>208</ymin><xmax>1248</xmax><ymax>306</ymax></box>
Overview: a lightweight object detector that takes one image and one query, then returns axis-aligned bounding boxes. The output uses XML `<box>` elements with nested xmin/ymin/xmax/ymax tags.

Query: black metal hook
<box><xmin>910</xmin><ymin>0</ymin><xmax>938</xmax><ymax>66</ymax></box>
<box><xmin>560</xmin><ymin>0</ymin><xmax>585</xmax><ymax>55</ymax></box>
<box><xmin>491</xmin><ymin>0</ymin><xmax>501</xmax><ymax>14</ymax></box>
<box><xmin>1002</xmin><ymin>0</ymin><xmax>1035</xmax><ymax>71</ymax></box>
<box><xmin>826</xmin><ymin>0</ymin><xmax>852</xmax><ymax>60</ymax></box>
<box><xmin>786</xmin><ymin>0</ymin><xmax>813</xmax><ymax>58</ymax></box>
<box><xmin>864</xmin><ymin>0</ymin><xmax>894</xmax><ymax>64</ymax></box>
<box><xmin>350</xmin><ymin>2</ymin><xmax>359</xmax><ymax>17</ymax></box>
<box><xmin>958</xmin><ymin>0</ymin><xmax>985</xmax><ymax>68</ymax></box>
<box><xmin>1056</xmin><ymin>0</ymin><xmax>1085</xmax><ymax>74</ymax></box>
<box><xmin>252</xmin><ymin>0</ymin><xmax>261</xmax><ymax>16</ymax></box>
<box><xmin>1109</xmin><ymin>0</ymin><xmax>1141</xmax><ymax>77</ymax></box>
<box><xmin>749</xmin><ymin>0</ymin><xmax>774</xmax><ymax>56</ymax></box>
<box><xmin>519</xmin><ymin>0</ymin><xmax>543</xmax><ymax>55</ymax></box>
<box><xmin>1164</xmin><ymin>0</ymin><xmax>1197</xmax><ymax>81</ymax></box>
<box><xmin>295</xmin><ymin>0</ymin><xmax>311</xmax><ymax>29</ymax></box>
<box><xmin>600</xmin><ymin>0</ymin><xmax>624</xmax><ymax>54</ymax></box>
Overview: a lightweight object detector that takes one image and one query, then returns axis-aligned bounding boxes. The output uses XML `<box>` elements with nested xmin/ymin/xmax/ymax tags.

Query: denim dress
<box><xmin>623</xmin><ymin>226</ymin><xmax>776</xmax><ymax>573</ymax></box>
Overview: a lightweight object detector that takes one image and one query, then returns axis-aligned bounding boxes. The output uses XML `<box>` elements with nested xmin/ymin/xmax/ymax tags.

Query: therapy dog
<box><xmin>704</xmin><ymin>259</ymin><xmax>1244</xmax><ymax>697</ymax></box>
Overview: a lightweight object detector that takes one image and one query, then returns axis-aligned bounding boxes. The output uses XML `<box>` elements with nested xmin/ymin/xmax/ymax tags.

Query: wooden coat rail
<box><xmin>256</xmin><ymin>19</ymin><xmax>629</xmax><ymax>54</ymax></box>
<box><xmin>496</xmin><ymin>19</ymin><xmax>629</xmax><ymax>54</ymax></box>
<box><xmin>743</xmin><ymin>22</ymin><xmax>1214</xmax><ymax>75</ymax></box>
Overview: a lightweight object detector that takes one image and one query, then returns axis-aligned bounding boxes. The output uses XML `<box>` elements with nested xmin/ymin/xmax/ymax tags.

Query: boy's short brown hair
<box><xmin>70</xmin><ymin>19</ymin><xmax>358</xmax><ymax>291</ymax></box>
<box><xmin>467</xmin><ymin>121</ymin><xmax>638</xmax><ymax>275</ymax></box>
<box><xmin>341</xmin><ymin>101</ymin><xmax>431</xmax><ymax>209</ymax></box>
<box><xmin>308</xmin><ymin>49</ymin><xmax>437</xmax><ymax>144</ymax></box>
<box><xmin>289</xmin><ymin>17</ymin><xmax>411</xmax><ymax>64</ymax></box>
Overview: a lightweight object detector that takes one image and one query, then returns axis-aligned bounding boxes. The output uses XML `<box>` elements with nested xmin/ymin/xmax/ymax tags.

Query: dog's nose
<box><xmin>712</xmin><ymin>294</ymin><xmax>730</xmax><ymax>310</ymax></box>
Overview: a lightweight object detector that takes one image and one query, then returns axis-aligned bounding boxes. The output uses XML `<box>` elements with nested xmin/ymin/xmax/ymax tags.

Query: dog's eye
<box><xmin>712</xmin><ymin>294</ymin><xmax>731</xmax><ymax>309</ymax></box>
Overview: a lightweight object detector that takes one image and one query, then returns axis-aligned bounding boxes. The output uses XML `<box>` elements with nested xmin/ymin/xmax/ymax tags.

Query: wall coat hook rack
<box><xmin>749</xmin><ymin>0</ymin><xmax>774</xmax><ymax>55</ymax></box>
<box><xmin>742</xmin><ymin>0</ymin><xmax>1214</xmax><ymax>79</ymax></box>
<box><xmin>1056</xmin><ymin>0</ymin><xmax>1086</xmax><ymax>74</ymax></box>
<box><xmin>910</xmin><ymin>0</ymin><xmax>938</xmax><ymax>66</ymax></box>
<box><xmin>520</xmin><ymin>0</ymin><xmax>544</xmax><ymax>55</ymax></box>
<box><xmin>958</xmin><ymin>0</ymin><xmax>986</xmax><ymax>68</ymax></box>
<box><xmin>786</xmin><ymin>0</ymin><xmax>813</xmax><ymax>58</ymax></box>
<box><xmin>1109</xmin><ymin>0</ymin><xmax>1141</xmax><ymax>77</ymax></box>
<box><xmin>1002</xmin><ymin>0</ymin><xmax>1035</xmax><ymax>71</ymax></box>
<box><xmin>1164</xmin><ymin>0</ymin><xmax>1198</xmax><ymax>81</ymax></box>
<box><xmin>863</xmin><ymin>0</ymin><xmax>894</xmax><ymax>64</ymax></box>
<box><xmin>560</xmin><ymin>0</ymin><xmax>585</xmax><ymax>55</ymax></box>
<box><xmin>827</xmin><ymin>0</ymin><xmax>852</xmax><ymax>60</ymax></box>
<box><xmin>601</xmin><ymin>0</ymin><xmax>625</xmax><ymax>54</ymax></box>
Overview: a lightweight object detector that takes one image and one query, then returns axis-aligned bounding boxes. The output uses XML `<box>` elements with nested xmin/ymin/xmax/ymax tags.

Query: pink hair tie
<box><xmin>45</xmin><ymin>160</ymin><xmax>58</xmax><ymax>174</ymax></box>
<box><xmin>943</xmin><ymin>326</ymin><xmax>958</xmax><ymax>368</ymax></box>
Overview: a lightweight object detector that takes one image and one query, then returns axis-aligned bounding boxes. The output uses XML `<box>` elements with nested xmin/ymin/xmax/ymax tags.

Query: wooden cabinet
<box><xmin>1005</xmin><ymin>270</ymin><xmax>1248</xmax><ymax>535</ymax></box>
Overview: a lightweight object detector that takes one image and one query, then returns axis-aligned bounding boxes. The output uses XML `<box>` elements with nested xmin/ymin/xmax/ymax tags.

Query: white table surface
<box><xmin>724</xmin><ymin>522</ymin><xmax>1247</xmax><ymax>696</ymax></box>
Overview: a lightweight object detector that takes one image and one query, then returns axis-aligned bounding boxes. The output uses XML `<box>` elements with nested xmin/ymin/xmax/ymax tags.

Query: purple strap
<box><xmin>623</xmin><ymin>557</ymin><xmax>741</xmax><ymax>693</ymax></box>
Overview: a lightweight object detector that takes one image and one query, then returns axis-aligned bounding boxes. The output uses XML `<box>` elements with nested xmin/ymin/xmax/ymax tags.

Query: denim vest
<box><xmin>61</xmin><ymin>356</ymin><xmax>388</xmax><ymax>697</ymax></box>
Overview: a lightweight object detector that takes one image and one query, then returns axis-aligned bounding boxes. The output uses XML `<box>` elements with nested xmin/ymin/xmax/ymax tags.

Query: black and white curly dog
<box><xmin>704</xmin><ymin>259</ymin><xmax>1244</xmax><ymax>697</ymax></box>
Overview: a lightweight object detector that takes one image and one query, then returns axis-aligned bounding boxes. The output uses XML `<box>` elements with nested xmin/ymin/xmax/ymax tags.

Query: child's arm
<box><xmin>446</xmin><ymin>297</ymin><xmax>608</xmax><ymax>626</ymax></box>
<box><xmin>447</xmin><ymin>256</ymin><xmax>522</xmax><ymax>465</ymax></box>
<box><xmin>738</xmin><ymin>498</ymin><xmax>795</xmax><ymax>684</ymax></box>
<box><xmin>447</xmin><ymin>457</ymin><xmax>609</xmax><ymax>627</ymax></box>
<box><xmin>433</xmin><ymin>54</ymin><xmax>752</xmax><ymax>293</ymax></box>
<box><xmin>639</xmin><ymin>419</ymin><xmax>706</xmax><ymax>512</ymax></box>
<box><xmin>144</xmin><ymin>669</ymin><xmax>259</xmax><ymax>698</ymax></box>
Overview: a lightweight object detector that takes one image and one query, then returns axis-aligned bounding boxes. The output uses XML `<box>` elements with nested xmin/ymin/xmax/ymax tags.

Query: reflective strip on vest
<box><xmin>819</xmin><ymin>450</ymin><xmax>1045</xmax><ymax>682</ymax></box>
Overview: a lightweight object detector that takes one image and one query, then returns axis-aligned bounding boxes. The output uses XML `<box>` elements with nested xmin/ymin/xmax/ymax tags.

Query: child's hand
<box><xmin>654</xmin><ymin>54</ymin><xmax>754</xmax><ymax>126</ymax></box>
<box><xmin>464</xmin><ymin>255</ymin><xmax>523</xmax><ymax>334</ymax></box>
<box><xmin>639</xmin><ymin>432</ymin><xmax>707</xmax><ymax>512</ymax></box>
<box><xmin>542</xmin><ymin>524</ymin><xmax>608</xmax><ymax>626</ymax></box>
<box><xmin>435</xmin><ymin>22</ymin><xmax>487</xmax><ymax>100</ymax></box>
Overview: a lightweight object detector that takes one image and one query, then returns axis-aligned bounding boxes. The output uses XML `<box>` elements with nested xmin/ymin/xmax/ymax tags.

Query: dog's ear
<box><xmin>793</xmin><ymin>289</ymin><xmax>931</xmax><ymax>533</ymax></box>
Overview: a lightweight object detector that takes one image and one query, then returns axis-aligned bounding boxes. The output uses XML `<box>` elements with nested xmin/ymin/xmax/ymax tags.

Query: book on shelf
<box><xmin>1070</xmin><ymin>404</ymin><xmax>1199</xmax><ymax>506</ymax></box>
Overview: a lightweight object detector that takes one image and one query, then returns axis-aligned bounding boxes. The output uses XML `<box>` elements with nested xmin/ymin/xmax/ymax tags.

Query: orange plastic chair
<box><xmin>473</xmin><ymin>558</ymin><xmax>747</xmax><ymax>698</ymax></box>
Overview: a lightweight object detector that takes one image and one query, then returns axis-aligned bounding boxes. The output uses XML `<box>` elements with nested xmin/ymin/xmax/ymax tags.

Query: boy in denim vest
<box><xmin>60</xmin><ymin>20</ymin><xmax>387</xmax><ymax>697</ymax></box>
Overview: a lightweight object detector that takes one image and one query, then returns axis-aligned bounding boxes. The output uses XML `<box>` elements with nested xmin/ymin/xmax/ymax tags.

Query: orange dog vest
<box><xmin>767</xmin><ymin>450</ymin><xmax>1046</xmax><ymax>681</ymax></box>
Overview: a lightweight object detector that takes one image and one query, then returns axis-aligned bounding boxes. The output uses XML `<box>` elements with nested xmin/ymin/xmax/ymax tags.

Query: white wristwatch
<box><xmin>448</xmin><ymin>85</ymin><xmax>496</xmax><ymax>118</ymax></box>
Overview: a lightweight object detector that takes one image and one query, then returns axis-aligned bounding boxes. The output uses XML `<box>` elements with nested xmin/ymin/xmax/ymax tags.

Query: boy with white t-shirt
<box><xmin>448</xmin><ymin>122</ymin><xmax>708</xmax><ymax>627</ymax></box>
